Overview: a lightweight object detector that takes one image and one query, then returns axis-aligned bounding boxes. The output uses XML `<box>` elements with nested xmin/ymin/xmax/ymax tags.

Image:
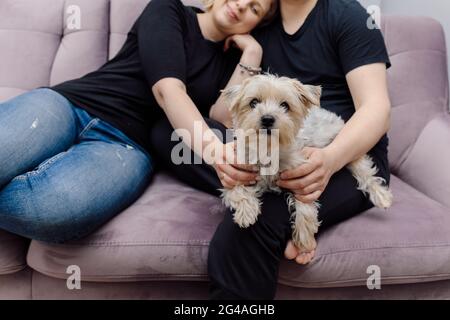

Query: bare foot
<box><xmin>284</xmin><ymin>240</ymin><xmax>316</xmax><ymax>265</ymax></box>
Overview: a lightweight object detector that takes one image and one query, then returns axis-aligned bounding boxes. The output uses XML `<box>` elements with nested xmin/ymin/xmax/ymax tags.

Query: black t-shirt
<box><xmin>253</xmin><ymin>0</ymin><xmax>391</xmax><ymax>176</ymax></box>
<box><xmin>51</xmin><ymin>0</ymin><xmax>239</xmax><ymax>151</ymax></box>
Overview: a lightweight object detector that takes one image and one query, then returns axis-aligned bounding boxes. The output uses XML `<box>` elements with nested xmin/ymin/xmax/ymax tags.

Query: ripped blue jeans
<box><xmin>0</xmin><ymin>88</ymin><xmax>153</xmax><ymax>243</ymax></box>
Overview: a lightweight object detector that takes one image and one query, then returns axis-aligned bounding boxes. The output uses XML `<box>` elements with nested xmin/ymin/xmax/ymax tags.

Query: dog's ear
<box><xmin>303</xmin><ymin>85</ymin><xmax>322</xmax><ymax>106</ymax></box>
<box><xmin>292</xmin><ymin>80</ymin><xmax>322</xmax><ymax>108</ymax></box>
<box><xmin>221</xmin><ymin>84</ymin><xmax>242</xmax><ymax>111</ymax></box>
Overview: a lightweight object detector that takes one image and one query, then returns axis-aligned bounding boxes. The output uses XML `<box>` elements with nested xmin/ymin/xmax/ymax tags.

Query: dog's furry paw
<box><xmin>292</xmin><ymin>227</ymin><xmax>317</xmax><ymax>253</ymax></box>
<box><xmin>232</xmin><ymin>196</ymin><xmax>261</xmax><ymax>228</ymax></box>
<box><xmin>292</xmin><ymin>221</ymin><xmax>319</xmax><ymax>252</ymax></box>
<box><xmin>347</xmin><ymin>155</ymin><xmax>393</xmax><ymax>210</ymax></box>
<box><xmin>369</xmin><ymin>181</ymin><xmax>393</xmax><ymax>209</ymax></box>
<box><xmin>291</xmin><ymin>201</ymin><xmax>320</xmax><ymax>252</ymax></box>
<box><xmin>221</xmin><ymin>187</ymin><xmax>261</xmax><ymax>228</ymax></box>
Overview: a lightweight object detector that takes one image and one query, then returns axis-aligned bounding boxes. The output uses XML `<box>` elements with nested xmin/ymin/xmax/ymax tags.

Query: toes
<box><xmin>294</xmin><ymin>254</ymin><xmax>303</xmax><ymax>264</ymax></box>
<box><xmin>310</xmin><ymin>249</ymin><xmax>316</xmax><ymax>260</ymax></box>
<box><xmin>295</xmin><ymin>253</ymin><xmax>308</xmax><ymax>265</ymax></box>
<box><xmin>295</xmin><ymin>249</ymin><xmax>316</xmax><ymax>265</ymax></box>
<box><xmin>284</xmin><ymin>240</ymin><xmax>298</xmax><ymax>260</ymax></box>
<box><xmin>286</xmin><ymin>237</ymin><xmax>318</xmax><ymax>264</ymax></box>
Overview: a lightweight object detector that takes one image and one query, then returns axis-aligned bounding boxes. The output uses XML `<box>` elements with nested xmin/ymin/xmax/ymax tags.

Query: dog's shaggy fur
<box><xmin>221</xmin><ymin>74</ymin><xmax>393</xmax><ymax>253</ymax></box>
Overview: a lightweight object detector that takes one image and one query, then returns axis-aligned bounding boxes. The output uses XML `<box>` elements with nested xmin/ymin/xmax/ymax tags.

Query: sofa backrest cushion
<box><xmin>381</xmin><ymin>16</ymin><xmax>449</xmax><ymax>175</ymax></box>
<box><xmin>0</xmin><ymin>0</ymin><xmax>109</xmax><ymax>101</ymax></box>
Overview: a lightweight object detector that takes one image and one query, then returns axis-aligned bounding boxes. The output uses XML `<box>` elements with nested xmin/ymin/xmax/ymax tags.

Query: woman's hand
<box><xmin>212</xmin><ymin>141</ymin><xmax>259</xmax><ymax>189</ymax></box>
<box><xmin>224</xmin><ymin>34</ymin><xmax>262</xmax><ymax>63</ymax></box>
<box><xmin>276</xmin><ymin>146</ymin><xmax>340</xmax><ymax>203</ymax></box>
<box><xmin>209</xmin><ymin>34</ymin><xmax>262</xmax><ymax>127</ymax></box>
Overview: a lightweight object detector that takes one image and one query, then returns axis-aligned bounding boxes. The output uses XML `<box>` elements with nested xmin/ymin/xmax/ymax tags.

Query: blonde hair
<box><xmin>201</xmin><ymin>0</ymin><xmax>278</xmax><ymax>26</ymax></box>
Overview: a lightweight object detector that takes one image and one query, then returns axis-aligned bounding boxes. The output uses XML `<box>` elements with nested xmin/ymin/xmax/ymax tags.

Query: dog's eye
<box><xmin>280</xmin><ymin>102</ymin><xmax>290</xmax><ymax>110</ymax></box>
<box><xmin>249</xmin><ymin>98</ymin><xmax>260</xmax><ymax>109</ymax></box>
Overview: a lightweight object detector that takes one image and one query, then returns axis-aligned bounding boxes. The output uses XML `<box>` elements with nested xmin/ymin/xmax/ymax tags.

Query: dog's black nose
<box><xmin>261</xmin><ymin>115</ymin><xmax>275</xmax><ymax>128</ymax></box>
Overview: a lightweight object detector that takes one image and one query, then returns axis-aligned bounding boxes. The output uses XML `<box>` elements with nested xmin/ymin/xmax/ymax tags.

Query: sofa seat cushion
<box><xmin>27</xmin><ymin>174</ymin><xmax>450</xmax><ymax>287</ymax></box>
<box><xmin>0</xmin><ymin>231</ymin><xmax>29</xmax><ymax>275</ymax></box>
<box><xmin>27</xmin><ymin>173</ymin><xmax>222</xmax><ymax>282</ymax></box>
<box><xmin>279</xmin><ymin>175</ymin><xmax>450</xmax><ymax>288</ymax></box>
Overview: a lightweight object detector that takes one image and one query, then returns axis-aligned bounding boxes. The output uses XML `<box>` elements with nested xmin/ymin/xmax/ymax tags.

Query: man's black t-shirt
<box><xmin>51</xmin><ymin>0</ymin><xmax>238</xmax><ymax>152</ymax></box>
<box><xmin>253</xmin><ymin>0</ymin><xmax>391</xmax><ymax>177</ymax></box>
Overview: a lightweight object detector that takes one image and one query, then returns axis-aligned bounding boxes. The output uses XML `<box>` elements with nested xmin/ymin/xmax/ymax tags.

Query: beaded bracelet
<box><xmin>238</xmin><ymin>62</ymin><xmax>262</xmax><ymax>76</ymax></box>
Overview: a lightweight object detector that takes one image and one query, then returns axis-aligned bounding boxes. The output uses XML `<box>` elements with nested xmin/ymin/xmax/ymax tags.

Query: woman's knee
<box><xmin>0</xmin><ymin>177</ymin><xmax>97</xmax><ymax>243</ymax></box>
<box><xmin>0</xmin><ymin>89</ymin><xmax>78</xmax><ymax>187</ymax></box>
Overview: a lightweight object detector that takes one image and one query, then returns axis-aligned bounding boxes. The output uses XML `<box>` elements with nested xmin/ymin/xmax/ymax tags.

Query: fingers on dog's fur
<box><xmin>221</xmin><ymin>172</ymin><xmax>238</xmax><ymax>188</ymax></box>
<box><xmin>295</xmin><ymin>190</ymin><xmax>322</xmax><ymax>204</ymax></box>
<box><xmin>218</xmin><ymin>163</ymin><xmax>257</xmax><ymax>183</ymax></box>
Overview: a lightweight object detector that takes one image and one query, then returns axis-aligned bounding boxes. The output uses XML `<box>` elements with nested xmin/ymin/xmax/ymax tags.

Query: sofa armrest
<box><xmin>397</xmin><ymin>112</ymin><xmax>450</xmax><ymax>207</ymax></box>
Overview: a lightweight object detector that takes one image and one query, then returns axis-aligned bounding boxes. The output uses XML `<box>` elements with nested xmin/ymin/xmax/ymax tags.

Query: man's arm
<box><xmin>277</xmin><ymin>62</ymin><xmax>391</xmax><ymax>203</ymax></box>
<box><xmin>326</xmin><ymin>62</ymin><xmax>391</xmax><ymax>171</ymax></box>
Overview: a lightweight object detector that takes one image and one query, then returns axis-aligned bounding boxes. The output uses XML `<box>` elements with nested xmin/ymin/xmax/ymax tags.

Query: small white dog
<box><xmin>221</xmin><ymin>74</ymin><xmax>393</xmax><ymax>253</ymax></box>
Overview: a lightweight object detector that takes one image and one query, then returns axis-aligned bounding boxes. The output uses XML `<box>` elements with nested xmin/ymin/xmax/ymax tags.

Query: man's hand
<box><xmin>276</xmin><ymin>147</ymin><xmax>340</xmax><ymax>203</ymax></box>
<box><xmin>213</xmin><ymin>142</ymin><xmax>259</xmax><ymax>189</ymax></box>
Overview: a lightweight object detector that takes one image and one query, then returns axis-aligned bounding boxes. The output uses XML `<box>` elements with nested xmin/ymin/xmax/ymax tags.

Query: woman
<box><xmin>151</xmin><ymin>0</ymin><xmax>391</xmax><ymax>299</ymax></box>
<box><xmin>0</xmin><ymin>0</ymin><xmax>276</xmax><ymax>243</ymax></box>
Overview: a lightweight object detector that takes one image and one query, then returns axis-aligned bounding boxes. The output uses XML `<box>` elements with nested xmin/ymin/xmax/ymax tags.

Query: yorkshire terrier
<box><xmin>221</xmin><ymin>74</ymin><xmax>393</xmax><ymax>253</ymax></box>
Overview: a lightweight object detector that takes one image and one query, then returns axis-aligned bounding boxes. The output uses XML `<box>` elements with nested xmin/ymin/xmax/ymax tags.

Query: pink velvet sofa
<box><xmin>1</xmin><ymin>0</ymin><xmax>450</xmax><ymax>299</ymax></box>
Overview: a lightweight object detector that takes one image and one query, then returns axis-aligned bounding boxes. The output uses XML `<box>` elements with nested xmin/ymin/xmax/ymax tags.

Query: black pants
<box><xmin>150</xmin><ymin>117</ymin><xmax>390</xmax><ymax>300</ymax></box>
